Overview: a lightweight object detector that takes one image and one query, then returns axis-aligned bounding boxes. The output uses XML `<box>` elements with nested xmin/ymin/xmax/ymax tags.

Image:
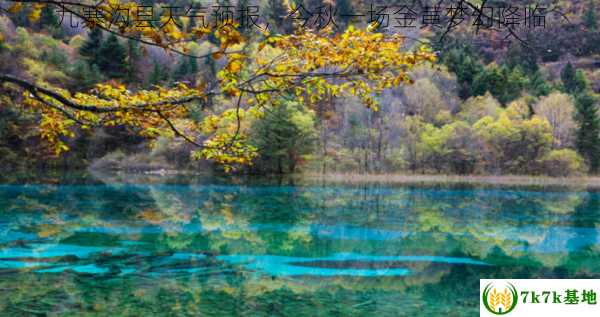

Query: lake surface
<box><xmin>1</xmin><ymin>173</ymin><xmax>599</xmax><ymax>316</ymax></box>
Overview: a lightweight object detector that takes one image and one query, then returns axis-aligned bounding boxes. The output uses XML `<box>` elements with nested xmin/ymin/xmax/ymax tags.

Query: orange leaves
<box><xmin>7</xmin><ymin>3</ymin><xmax>23</xmax><ymax>14</ymax></box>
<box><xmin>219</xmin><ymin>53</ymin><xmax>246</xmax><ymax>97</ymax></box>
<box><xmin>145</xmin><ymin>29</ymin><xmax>164</xmax><ymax>47</ymax></box>
<box><xmin>192</xmin><ymin>26</ymin><xmax>212</xmax><ymax>39</ymax></box>
<box><xmin>226</xmin><ymin>59</ymin><xmax>243</xmax><ymax>74</ymax></box>
<box><xmin>224</xmin><ymin>53</ymin><xmax>246</xmax><ymax>75</ymax></box>
<box><xmin>214</xmin><ymin>25</ymin><xmax>244</xmax><ymax>50</ymax></box>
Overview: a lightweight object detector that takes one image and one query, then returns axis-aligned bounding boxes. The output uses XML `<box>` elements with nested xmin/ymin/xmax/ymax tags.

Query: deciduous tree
<box><xmin>0</xmin><ymin>1</ymin><xmax>435</xmax><ymax>171</ymax></box>
<box><xmin>533</xmin><ymin>92</ymin><xmax>576</xmax><ymax>148</ymax></box>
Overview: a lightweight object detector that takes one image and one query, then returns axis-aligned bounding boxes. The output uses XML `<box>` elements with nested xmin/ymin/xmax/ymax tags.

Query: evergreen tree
<box><xmin>69</xmin><ymin>60</ymin><xmax>103</xmax><ymax>90</ymax></box>
<box><xmin>38</xmin><ymin>4</ymin><xmax>63</xmax><ymax>38</ymax></box>
<box><xmin>443</xmin><ymin>46</ymin><xmax>485</xmax><ymax>99</ymax></box>
<box><xmin>189</xmin><ymin>56</ymin><xmax>198</xmax><ymax>74</ymax></box>
<box><xmin>183</xmin><ymin>56</ymin><xmax>198</xmax><ymax>84</ymax></box>
<box><xmin>251</xmin><ymin>102</ymin><xmax>315</xmax><ymax>173</ymax></box>
<box><xmin>97</xmin><ymin>34</ymin><xmax>128</xmax><ymax>79</ymax></box>
<box><xmin>79</xmin><ymin>28</ymin><xmax>103</xmax><ymax>65</ymax></box>
<box><xmin>39</xmin><ymin>5</ymin><xmax>58</xmax><ymax>26</ymax></box>
<box><xmin>173</xmin><ymin>56</ymin><xmax>191</xmax><ymax>81</ymax></box>
<box><xmin>574</xmin><ymin>93</ymin><xmax>600</xmax><ymax>173</ymax></box>
<box><xmin>267</xmin><ymin>0</ymin><xmax>291</xmax><ymax>34</ymax></box>
<box><xmin>472</xmin><ymin>64</ymin><xmax>528</xmax><ymax>104</ymax></box>
<box><xmin>584</xmin><ymin>0</ymin><xmax>598</xmax><ymax>30</ymax></box>
<box><xmin>561</xmin><ymin>63</ymin><xmax>588</xmax><ymax>94</ymax></box>
<box><xmin>236</xmin><ymin>0</ymin><xmax>252</xmax><ymax>36</ymax></box>
<box><xmin>561</xmin><ymin>63</ymin><xmax>576</xmax><ymax>91</ymax></box>
<box><xmin>148</xmin><ymin>62</ymin><xmax>169</xmax><ymax>86</ymax></box>
<box><xmin>172</xmin><ymin>55</ymin><xmax>199</xmax><ymax>83</ymax></box>
<box><xmin>505</xmin><ymin>43</ymin><xmax>538</xmax><ymax>74</ymax></box>
<box><xmin>335</xmin><ymin>0</ymin><xmax>355</xmax><ymax>28</ymax></box>
<box><xmin>125</xmin><ymin>39</ymin><xmax>141</xmax><ymax>83</ymax></box>
<box><xmin>528</xmin><ymin>70</ymin><xmax>551</xmax><ymax>97</ymax></box>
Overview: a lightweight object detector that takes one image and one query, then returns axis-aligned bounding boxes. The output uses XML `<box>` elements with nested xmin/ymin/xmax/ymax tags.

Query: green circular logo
<box><xmin>482</xmin><ymin>282</ymin><xmax>518</xmax><ymax>315</ymax></box>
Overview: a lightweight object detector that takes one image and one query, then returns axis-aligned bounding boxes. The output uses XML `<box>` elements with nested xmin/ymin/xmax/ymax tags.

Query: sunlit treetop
<box><xmin>0</xmin><ymin>0</ymin><xmax>436</xmax><ymax>171</ymax></box>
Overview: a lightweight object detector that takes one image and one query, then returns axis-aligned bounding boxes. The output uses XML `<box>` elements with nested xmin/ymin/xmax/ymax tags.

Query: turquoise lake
<box><xmin>1</xmin><ymin>173</ymin><xmax>599</xmax><ymax>316</ymax></box>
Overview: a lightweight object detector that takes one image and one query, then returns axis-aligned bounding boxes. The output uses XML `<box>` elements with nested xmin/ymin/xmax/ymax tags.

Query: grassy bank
<box><xmin>304</xmin><ymin>173</ymin><xmax>600</xmax><ymax>189</ymax></box>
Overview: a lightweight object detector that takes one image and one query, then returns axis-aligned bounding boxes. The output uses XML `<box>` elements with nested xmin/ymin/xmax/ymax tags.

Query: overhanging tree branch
<box><xmin>3</xmin><ymin>0</ymin><xmax>241</xmax><ymax>60</ymax></box>
<box><xmin>0</xmin><ymin>74</ymin><xmax>209</xmax><ymax>112</ymax></box>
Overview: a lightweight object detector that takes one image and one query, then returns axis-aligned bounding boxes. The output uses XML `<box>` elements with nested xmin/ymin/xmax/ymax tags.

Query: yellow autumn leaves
<box><xmin>21</xmin><ymin>80</ymin><xmax>204</xmax><ymax>156</ymax></box>
<box><xmin>4</xmin><ymin>1</ymin><xmax>436</xmax><ymax>170</ymax></box>
<box><xmin>8</xmin><ymin>2</ymin><xmax>43</xmax><ymax>23</ymax></box>
<box><xmin>247</xmin><ymin>25</ymin><xmax>436</xmax><ymax>111</ymax></box>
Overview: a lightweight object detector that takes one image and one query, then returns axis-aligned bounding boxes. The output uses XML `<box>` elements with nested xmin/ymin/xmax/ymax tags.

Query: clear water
<box><xmin>1</xmin><ymin>173</ymin><xmax>599</xmax><ymax>316</ymax></box>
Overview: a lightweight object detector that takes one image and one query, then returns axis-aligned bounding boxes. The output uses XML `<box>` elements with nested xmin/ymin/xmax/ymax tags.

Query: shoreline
<box><xmin>3</xmin><ymin>168</ymin><xmax>600</xmax><ymax>189</ymax></box>
<box><xmin>304</xmin><ymin>173</ymin><xmax>600</xmax><ymax>188</ymax></box>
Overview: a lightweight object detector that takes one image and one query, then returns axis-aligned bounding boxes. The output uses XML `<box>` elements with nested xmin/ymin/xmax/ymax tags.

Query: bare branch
<box><xmin>156</xmin><ymin>110</ymin><xmax>203</xmax><ymax>147</ymax></box>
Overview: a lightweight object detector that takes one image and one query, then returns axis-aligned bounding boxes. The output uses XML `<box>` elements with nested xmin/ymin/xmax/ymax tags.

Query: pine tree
<box><xmin>443</xmin><ymin>45</ymin><xmax>485</xmax><ymax>99</ymax></box>
<box><xmin>528</xmin><ymin>70</ymin><xmax>551</xmax><ymax>97</ymax></box>
<box><xmin>39</xmin><ymin>4</ymin><xmax>62</xmax><ymax>38</ymax></box>
<box><xmin>471</xmin><ymin>64</ymin><xmax>528</xmax><ymax>104</ymax></box>
<box><xmin>125</xmin><ymin>39</ymin><xmax>141</xmax><ymax>83</ymax></box>
<box><xmin>561</xmin><ymin>63</ymin><xmax>588</xmax><ymax>94</ymax></box>
<box><xmin>561</xmin><ymin>63</ymin><xmax>576</xmax><ymax>90</ymax></box>
<box><xmin>506</xmin><ymin>43</ymin><xmax>538</xmax><ymax>74</ymax></box>
<box><xmin>69</xmin><ymin>60</ymin><xmax>103</xmax><ymax>90</ymax></box>
<box><xmin>584</xmin><ymin>0</ymin><xmax>598</xmax><ymax>30</ymax></box>
<box><xmin>267</xmin><ymin>0</ymin><xmax>291</xmax><ymax>34</ymax></box>
<box><xmin>236</xmin><ymin>0</ymin><xmax>252</xmax><ymax>36</ymax></box>
<box><xmin>336</xmin><ymin>0</ymin><xmax>355</xmax><ymax>28</ymax></box>
<box><xmin>173</xmin><ymin>56</ymin><xmax>191</xmax><ymax>81</ymax></box>
<box><xmin>574</xmin><ymin>93</ymin><xmax>600</xmax><ymax>173</ymax></box>
<box><xmin>188</xmin><ymin>56</ymin><xmax>198</xmax><ymax>85</ymax></box>
<box><xmin>79</xmin><ymin>28</ymin><xmax>103</xmax><ymax>64</ymax></box>
<box><xmin>172</xmin><ymin>55</ymin><xmax>199</xmax><ymax>83</ymax></box>
<box><xmin>148</xmin><ymin>62</ymin><xmax>169</xmax><ymax>86</ymax></box>
<box><xmin>97</xmin><ymin>34</ymin><xmax>128</xmax><ymax>79</ymax></box>
<box><xmin>251</xmin><ymin>102</ymin><xmax>315</xmax><ymax>173</ymax></box>
<box><xmin>39</xmin><ymin>5</ymin><xmax>57</xmax><ymax>25</ymax></box>
<box><xmin>189</xmin><ymin>56</ymin><xmax>198</xmax><ymax>74</ymax></box>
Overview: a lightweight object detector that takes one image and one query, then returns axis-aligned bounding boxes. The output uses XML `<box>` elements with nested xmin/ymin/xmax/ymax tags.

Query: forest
<box><xmin>0</xmin><ymin>0</ymin><xmax>599</xmax><ymax>176</ymax></box>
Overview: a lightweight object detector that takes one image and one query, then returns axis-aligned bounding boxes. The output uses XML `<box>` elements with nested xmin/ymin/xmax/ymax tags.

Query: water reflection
<box><xmin>0</xmin><ymin>173</ymin><xmax>599</xmax><ymax>316</ymax></box>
